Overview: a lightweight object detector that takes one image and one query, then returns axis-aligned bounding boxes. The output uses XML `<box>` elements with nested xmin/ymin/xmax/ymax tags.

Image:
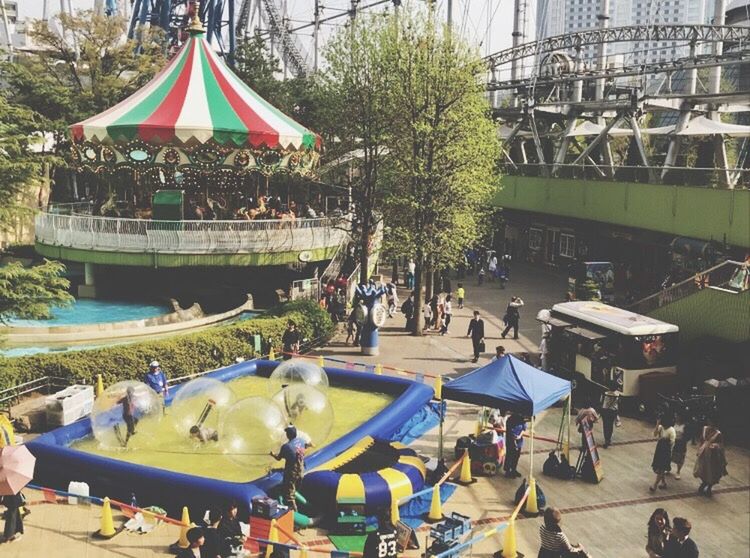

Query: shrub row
<box><xmin>0</xmin><ymin>299</ymin><xmax>335</xmax><ymax>391</ymax></box>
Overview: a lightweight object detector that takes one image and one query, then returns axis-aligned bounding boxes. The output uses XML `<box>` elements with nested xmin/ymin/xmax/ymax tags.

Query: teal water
<box><xmin>9</xmin><ymin>299</ymin><xmax>171</xmax><ymax>327</ymax></box>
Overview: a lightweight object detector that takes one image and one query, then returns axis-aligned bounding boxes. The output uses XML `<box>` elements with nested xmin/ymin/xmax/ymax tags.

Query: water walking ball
<box><xmin>169</xmin><ymin>377</ymin><xmax>236</xmax><ymax>437</ymax></box>
<box><xmin>272</xmin><ymin>384</ymin><xmax>334</xmax><ymax>446</ymax></box>
<box><xmin>268</xmin><ymin>359</ymin><xmax>329</xmax><ymax>396</ymax></box>
<box><xmin>90</xmin><ymin>380</ymin><xmax>163</xmax><ymax>450</ymax></box>
<box><xmin>219</xmin><ymin>396</ymin><xmax>287</xmax><ymax>466</ymax></box>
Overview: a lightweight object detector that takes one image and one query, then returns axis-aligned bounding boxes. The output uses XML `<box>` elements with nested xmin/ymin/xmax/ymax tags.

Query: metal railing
<box><xmin>628</xmin><ymin>260</ymin><xmax>743</xmax><ymax>315</ymax></box>
<box><xmin>35</xmin><ymin>212</ymin><xmax>352</xmax><ymax>255</ymax></box>
<box><xmin>501</xmin><ymin>162</ymin><xmax>750</xmax><ymax>189</ymax></box>
<box><xmin>0</xmin><ymin>376</ymin><xmax>72</xmax><ymax>418</ymax></box>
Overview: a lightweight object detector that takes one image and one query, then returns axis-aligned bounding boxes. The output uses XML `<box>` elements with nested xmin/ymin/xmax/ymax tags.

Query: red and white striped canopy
<box><xmin>70</xmin><ymin>30</ymin><xmax>320</xmax><ymax>152</ymax></box>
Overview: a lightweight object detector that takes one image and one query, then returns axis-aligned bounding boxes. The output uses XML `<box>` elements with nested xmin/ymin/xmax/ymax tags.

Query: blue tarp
<box><xmin>442</xmin><ymin>355</ymin><xmax>571</xmax><ymax>416</ymax></box>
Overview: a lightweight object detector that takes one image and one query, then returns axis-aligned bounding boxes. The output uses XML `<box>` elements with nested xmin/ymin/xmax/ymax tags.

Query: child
<box><xmin>456</xmin><ymin>283</ymin><xmax>465</xmax><ymax>309</ymax></box>
<box><xmin>190</xmin><ymin>425</ymin><xmax>219</xmax><ymax>443</ymax></box>
<box><xmin>477</xmin><ymin>267</ymin><xmax>486</xmax><ymax>286</ymax></box>
<box><xmin>422</xmin><ymin>300</ymin><xmax>433</xmax><ymax>331</ymax></box>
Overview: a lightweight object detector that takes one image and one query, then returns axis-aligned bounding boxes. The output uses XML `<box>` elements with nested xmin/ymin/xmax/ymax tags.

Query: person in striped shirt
<box><xmin>538</xmin><ymin>507</ymin><xmax>589</xmax><ymax>558</ymax></box>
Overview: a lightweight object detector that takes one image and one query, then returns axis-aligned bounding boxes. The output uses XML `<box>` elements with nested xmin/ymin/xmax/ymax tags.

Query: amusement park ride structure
<box><xmin>485</xmin><ymin>0</ymin><xmax>750</xmax><ymax>189</ymax></box>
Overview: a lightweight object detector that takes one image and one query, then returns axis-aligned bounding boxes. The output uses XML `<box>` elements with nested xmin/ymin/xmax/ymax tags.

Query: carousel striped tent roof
<box><xmin>70</xmin><ymin>30</ymin><xmax>320</xmax><ymax>152</ymax></box>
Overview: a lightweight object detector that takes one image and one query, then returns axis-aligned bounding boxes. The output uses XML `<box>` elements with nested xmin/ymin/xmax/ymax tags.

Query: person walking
<box><xmin>1</xmin><ymin>492</ymin><xmax>25</xmax><ymax>543</ymax></box>
<box><xmin>502</xmin><ymin>296</ymin><xmax>524</xmax><ymax>340</ymax></box>
<box><xmin>646</xmin><ymin>508</ymin><xmax>671</xmax><ymax>558</ymax></box>
<box><xmin>270</xmin><ymin>426</ymin><xmax>310</xmax><ymax>511</ymax></box>
<box><xmin>650</xmin><ymin>415</ymin><xmax>676</xmax><ymax>492</ymax></box>
<box><xmin>429</xmin><ymin>295</ymin><xmax>439</xmax><ymax>330</ymax></box>
<box><xmin>488</xmin><ymin>254</ymin><xmax>497</xmax><ymax>282</ymax></box>
<box><xmin>406</xmin><ymin>259</ymin><xmax>416</xmax><ymax>290</ymax></box>
<box><xmin>400</xmin><ymin>294</ymin><xmax>415</xmax><ymax>332</ymax></box>
<box><xmin>422</xmin><ymin>299</ymin><xmax>433</xmax><ymax>332</ymax></box>
<box><xmin>663</xmin><ymin>517</ymin><xmax>699</xmax><ymax>558</ymax></box>
<box><xmin>503</xmin><ymin>411</ymin><xmax>526</xmax><ymax>478</ymax></box>
<box><xmin>456</xmin><ymin>283</ymin><xmax>465</xmax><ymax>309</ymax></box>
<box><xmin>671</xmin><ymin>412</ymin><xmax>688</xmax><ymax>480</ymax></box>
<box><xmin>600</xmin><ymin>390</ymin><xmax>620</xmax><ymax>448</ymax></box>
<box><xmin>440</xmin><ymin>294</ymin><xmax>453</xmax><ymax>335</ymax></box>
<box><xmin>693</xmin><ymin>417</ymin><xmax>727</xmax><ymax>497</ymax></box>
<box><xmin>538</xmin><ymin>507</ymin><xmax>588</xmax><ymax>558</ymax></box>
<box><xmin>466</xmin><ymin>311</ymin><xmax>485</xmax><ymax>363</ymax></box>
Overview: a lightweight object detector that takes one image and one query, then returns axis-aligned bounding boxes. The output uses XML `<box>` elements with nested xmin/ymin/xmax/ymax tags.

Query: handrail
<box><xmin>35</xmin><ymin>212</ymin><xmax>352</xmax><ymax>255</ymax></box>
<box><xmin>629</xmin><ymin>259</ymin><xmax>743</xmax><ymax>314</ymax></box>
<box><xmin>0</xmin><ymin>376</ymin><xmax>73</xmax><ymax>417</ymax></box>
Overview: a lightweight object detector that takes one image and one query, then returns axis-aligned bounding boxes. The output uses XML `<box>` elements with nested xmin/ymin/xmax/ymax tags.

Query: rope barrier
<box><xmin>282</xmin><ymin>351</ymin><xmax>439</xmax><ymax>380</ymax></box>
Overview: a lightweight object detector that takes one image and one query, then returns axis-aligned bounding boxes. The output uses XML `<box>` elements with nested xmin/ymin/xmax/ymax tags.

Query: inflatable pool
<box><xmin>28</xmin><ymin>360</ymin><xmax>434</xmax><ymax>515</ymax></box>
<box><xmin>300</xmin><ymin>436</ymin><xmax>426</xmax><ymax>514</ymax></box>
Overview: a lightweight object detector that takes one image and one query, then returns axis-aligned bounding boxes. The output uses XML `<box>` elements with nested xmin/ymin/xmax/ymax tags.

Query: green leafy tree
<box><xmin>322</xmin><ymin>13</ymin><xmax>393</xmax><ymax>283</ymax></box>
<box><xmin>0</xmin><ymin>261</ymin><xmax>73</xmax><ymax>324</ymax></box>
<box><xmin>1</xmin><ymin>11</ymin><xmax>166</xmax><ymax>153</ymax></box>
<box><xmin>380</xmin><ymin>8</ymin><xmax>500</xmax><ymax>334</ymax></box>
<box><xmin>0</xmin><ymin>86</ymin><xmax>72</xmax><ymax>323</ymax></box>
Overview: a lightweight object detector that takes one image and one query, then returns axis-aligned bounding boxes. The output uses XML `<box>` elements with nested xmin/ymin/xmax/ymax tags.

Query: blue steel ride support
<box><xmin>354</xmin><ymin>282</ymin><xmax>387</xmax><ymax>356</ymax></box>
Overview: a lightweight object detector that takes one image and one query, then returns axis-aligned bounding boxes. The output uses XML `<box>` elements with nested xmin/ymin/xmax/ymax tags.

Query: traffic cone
<box><xmin>265</xmin><ymin>519</ymin><xmax>278</xmax><ymax>558</ymax></box>
<box><xmin>269</xmin><ymin>348</ymin><xmax>275</xmax><ymax>361</ymax></box>
<box><xmin>375</xmin><ymin>363</ymin><xmax>383</xmax><ymax>375</ymax></box>
<box><xmin>95</xmin><ymin>497</ymin><xmax>117</xmax><ymax>539</ymax></box>
<box><xmin>177</xmin><ymin>506</ymin><xmax>192</xmax><ymax>549</ymax></box>
<box><xmin>300</xmin><ymin>548</ymin><xmax>309</xmax><ymax>558</ymax></box>
<box><xmin>475</xmin><ymin>419</ymin><xmax>483</xmax><ymax>437</ymax></box>
<box><xmin>525</xmin><ymin>477</ymin><xmax>540</xmax><ymax>516</ymax></box>
<box><xmin>426</xmin><ymin>485</ymin><xmax>443</xmax><ymax>523</ymax></box>
<box><xmin>434</xmin><ymin>375</ymin><xmax>443</xmax><ymax>400</ymax></box>
<box><xmin>317</xmin><ymin>355</ymin><xmax>325</xmax><ymax>368</ymax></box>
<box><xmin>391</xmin><ymin>498</ymin><xmax>400</xmax><ymax>525</ymax></box>
<box><xmin>501</xmin><ymin>517</ymin><xmax>518</xmax><ymax>557</ymax></box>
<box><xmin>95</xmin><ymin>374</ymin><xmax>104</xmax><ymax>398</ymax></box>
<box><xmin>458</xmin><ymin>450</ymin><xmax>475</xmax><ymax>485</ymax></box>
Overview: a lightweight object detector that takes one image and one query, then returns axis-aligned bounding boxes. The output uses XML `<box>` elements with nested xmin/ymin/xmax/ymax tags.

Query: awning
<box><xmin>676</xmin><ymin>115</ymin><xmax>750</xmax><ymax>138</ymax></box>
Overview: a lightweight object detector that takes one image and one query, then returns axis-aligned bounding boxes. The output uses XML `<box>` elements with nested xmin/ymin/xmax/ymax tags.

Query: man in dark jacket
<box><xmin>664</xmin><ymin>517</ymin><xmax>699</xmax><ymax>558</ymax></box>
<box><xmin>466</xmin><ymin>311</ymin><xmax>485</xmax><ymax>363</ymax></box>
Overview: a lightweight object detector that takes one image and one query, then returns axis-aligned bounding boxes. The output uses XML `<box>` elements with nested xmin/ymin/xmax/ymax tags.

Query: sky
<box><xmin>16</xmin><ymin>0</ymin><xmax>521</xmax><ymax>73</ymax></box>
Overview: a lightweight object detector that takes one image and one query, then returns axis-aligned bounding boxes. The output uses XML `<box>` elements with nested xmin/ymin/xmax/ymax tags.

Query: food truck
<box><xmin>541</xmin><ymin>301</ymin><xmax>679</xmax><ymax>403</ymax></box>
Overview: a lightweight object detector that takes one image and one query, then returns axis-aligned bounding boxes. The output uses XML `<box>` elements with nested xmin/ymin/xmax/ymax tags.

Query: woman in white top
<box><xmin>650</xmin><ymin>414</ymin><xmax>676</xmax><ymax>492</ymax></box>
<box><xmin>671</xmin><ymin>412</ymin><xmax>688</xmax><ymax>479</ymax></box>
<box><xmin>440</xmin><ymin>294</ymin><xmax>453</xmax><ymax>335</ymax></box>
<box><xmin>422</xmin><ymin>302</ymin><xmax>432</xmax><ymax>331</ymax></box>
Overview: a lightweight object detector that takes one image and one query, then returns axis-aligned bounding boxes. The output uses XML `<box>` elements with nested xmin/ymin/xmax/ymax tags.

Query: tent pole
<box><xmin>438</xmin><ymin>401</ymin><xmax>444</xmax><ymax>461</ymax></box>
<box><xmin>529</xmin><ymin>414</ymin><xmax>535</xmax><ymax>481</ymax></box>
<box><xmin>565</xmin><ymin>394</ymin><xmax>572</xmax><ymax>461</ymax></box>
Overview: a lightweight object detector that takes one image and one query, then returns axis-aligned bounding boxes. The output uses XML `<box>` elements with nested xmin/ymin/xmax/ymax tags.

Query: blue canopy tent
<box><xmin>442</xmin><ymin>355</ymin><xmax>571</xmax><ymax>416</ymax></box>
<box><xmin>442</xmin><ymin>355</ymin><xmax>572</xmax><ymax>507</ymax></box>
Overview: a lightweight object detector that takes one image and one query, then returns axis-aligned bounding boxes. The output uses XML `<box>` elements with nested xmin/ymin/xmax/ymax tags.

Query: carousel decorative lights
<box><xmin>69</xmin><ymin>8</ymin><xmax>321</xmax><ymax>184</ymax></box>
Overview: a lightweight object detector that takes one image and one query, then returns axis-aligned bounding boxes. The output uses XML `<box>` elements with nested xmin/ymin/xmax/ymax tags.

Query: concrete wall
<box><xmin>495</xmin><ymin>176</ymin><xmax>750</xmax><ymax>248</ymax></box>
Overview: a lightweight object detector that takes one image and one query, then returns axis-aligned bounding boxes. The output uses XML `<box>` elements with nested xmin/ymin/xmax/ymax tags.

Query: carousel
<box><xmin>35</xmin><ymin>12</ymin><xmax>349</xmax><ymax>287</ymax></box>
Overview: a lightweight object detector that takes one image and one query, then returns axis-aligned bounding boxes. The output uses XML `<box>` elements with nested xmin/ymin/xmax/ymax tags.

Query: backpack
<box><xmin>543</xmin><ymin>451</ymin><xmax>562</xmax><ymax>477</ymax></box>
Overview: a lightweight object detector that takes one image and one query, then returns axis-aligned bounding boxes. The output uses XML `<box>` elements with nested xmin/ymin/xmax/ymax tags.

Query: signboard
<box><xmin>581</xmin><ymin>422</ymin><xmax>603</xmax><ymax>483</ymax></box>
<box><xmin>395</xmin><ymin>520</ymin><xmax>419</xmax><ymax>551</ymax></box>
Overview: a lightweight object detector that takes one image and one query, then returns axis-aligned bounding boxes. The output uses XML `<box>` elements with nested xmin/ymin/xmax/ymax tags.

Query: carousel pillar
<box><xmin>79</xmin><ymin>262</ymin><xmax>98</xmax><ymax>298</ymax></box>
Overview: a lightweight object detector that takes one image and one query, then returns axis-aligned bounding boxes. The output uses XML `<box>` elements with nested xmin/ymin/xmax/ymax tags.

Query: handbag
<box><xmin>478</xmin><ymin>341</ymin><xmax>486</xmax><ymax>353</ymax></box>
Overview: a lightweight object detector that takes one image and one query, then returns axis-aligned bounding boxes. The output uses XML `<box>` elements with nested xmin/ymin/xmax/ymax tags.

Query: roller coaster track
<box><xmin>485</xmin><ymin>24</ymin><xmax>750</xmax><ymax>68</ymax></box>
<box><xmin>236</xmin><ymin>0</ymin><xmax>311</xmax><ymax>77</ymax></box>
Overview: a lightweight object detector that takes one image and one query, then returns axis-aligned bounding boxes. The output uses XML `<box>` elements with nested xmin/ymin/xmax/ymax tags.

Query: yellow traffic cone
<box><xmin>318</xmin><ymin>355</ymin><xmax>325</xmax><ymax>368</ymax></box>
<box><xmin>501</xmin><ymin>517</ymin><xmax>518</xmax><ymax>557</ymax></box>
<box><xmin>427</xmin><ymin>485</ymin><xmax>443</xmax><ymax>523</ymax></box>
<box><xmin>458</xmin><ymin>449</ymin><xmax>475</xmax><ymax>484</ymax></box>
<box><xmin>269</xmin><ymin>347</ymin><xmax>275</xmax><ymax>361</ymax></box>
<box><xmin>96</xmin><ymin>497</ymin><xmax>117</xmax><ymax>538</ymax></box>
<box><xmin>391</xmin><ymin>498</ymin><xmax>400</xmax><ymax>525</ymax></box>
<box><xmin>434</xmin><ymin>375</ymin><xmax>443</xmax><ymax>400</ymax></box>
<box><xmin>177</xmin><ymin>506</ymin><xmax>192</xmax><ymax>549</ymax></box>
<box><xmin>375</xmin><ymin>363</ymin><xmax>383</xmax><ymax>375</ymax></box>
<box><xmin>300</xmin><ymin>547</ymin><xmax>309</xmax><ymax>558</ymax></box>
<box><xmin>265</xmin><ymin>519</ymin><xmax>278</xmax><ymax>558</ymax></box>
<box><xmin>525</xmin><ymin>477</ymin><xmax>540</xmax><ymax>516</ymax></box>
<box><xmin>95</xmin><ymin>374</ymin><xmax>104</xmax><ymax>398</ymax></box>
<box><xmin>475</xmin><ymin>419</ymin><xmax>483</xmax><ymax>437</ymax></box>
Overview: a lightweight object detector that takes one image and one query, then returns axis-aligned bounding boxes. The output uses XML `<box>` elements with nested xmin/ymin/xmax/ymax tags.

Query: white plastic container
<box><xmin>67</xmin><ymin>481</ymin><xmax>90</xmax><ymax>505</ymax></box>
<box><xmin>46</xmin><ymin>385</ymin><xmax>94</xmax><ymax>427</ymax></box>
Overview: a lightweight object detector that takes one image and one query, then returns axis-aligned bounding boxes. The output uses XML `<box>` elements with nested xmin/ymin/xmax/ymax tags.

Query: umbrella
<box><xmin>0</xmin><ymin>445</ymin><xmax>36</xmax><ymax>495</ymax></box>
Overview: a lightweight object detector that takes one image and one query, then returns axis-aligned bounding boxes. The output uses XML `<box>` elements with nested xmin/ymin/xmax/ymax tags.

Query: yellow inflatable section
<box><xmin>0</xmin><ymin>415</ymin><xmax>16</xmax><ymax>448</ymax></box>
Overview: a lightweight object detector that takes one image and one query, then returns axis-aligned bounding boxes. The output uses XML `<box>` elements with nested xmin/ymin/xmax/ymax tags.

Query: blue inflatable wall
<box><xmin>28</xmin><ymin>360</ymin><xmax>434</xmax><ymax>517</ymax></box>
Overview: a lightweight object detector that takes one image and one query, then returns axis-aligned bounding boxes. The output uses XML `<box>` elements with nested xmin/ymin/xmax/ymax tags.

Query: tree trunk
<box><xmin>424</xmin><ymin>264</ymin><xmax>433</xmax><ymax>303</ymax></box>
<box><xmin>411</xmin><ymin>255</ymin><xmax>425</xmax><ymax>336</ymax></box>
<box><xmin>358</xmin><ymin>213</ymin><xmax>370</xmax><ymax>285</ymax></box>
<box><xmin>432</xmin><ymin>269</ymin><xmax>440</xmax><ymax>295</ymax></box>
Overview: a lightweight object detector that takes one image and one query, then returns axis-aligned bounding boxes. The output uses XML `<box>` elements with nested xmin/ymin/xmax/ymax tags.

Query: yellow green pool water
<box><xmin>72</xmin><ymin>376</ymin><xmax>394</xmax><ymax>482</ymax></box>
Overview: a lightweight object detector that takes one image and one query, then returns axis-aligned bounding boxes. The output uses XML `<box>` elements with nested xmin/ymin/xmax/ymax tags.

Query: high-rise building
<box><xmin>535</xmin><ymin>0</ymin><xmax>716</xmax><ymax>67</ymax></box>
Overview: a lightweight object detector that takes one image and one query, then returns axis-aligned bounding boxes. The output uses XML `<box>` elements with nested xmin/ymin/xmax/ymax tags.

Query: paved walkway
<box><xmin>4</xmin><ymin>263</ymin><xmax>748</xmax><ymax>557</ymax></box>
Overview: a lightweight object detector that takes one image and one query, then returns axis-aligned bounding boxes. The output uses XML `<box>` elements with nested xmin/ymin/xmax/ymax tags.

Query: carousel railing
<box><xmin>35</xmin><ymin>211</ymin><xmax>351</xmax><ymax>255</ymax></box>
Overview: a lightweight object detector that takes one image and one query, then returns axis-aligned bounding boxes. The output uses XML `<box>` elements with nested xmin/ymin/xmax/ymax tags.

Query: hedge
<box><xmin>0</xmin><ymin>299</ymin><xmax>335</xmax><ymax>392</ymax></box>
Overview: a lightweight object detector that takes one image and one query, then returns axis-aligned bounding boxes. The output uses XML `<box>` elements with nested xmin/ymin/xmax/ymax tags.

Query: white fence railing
<box><xmin>35</xmin><ymin>212</ymin><xmax>351</xmax><ymax>255</ymax></box>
